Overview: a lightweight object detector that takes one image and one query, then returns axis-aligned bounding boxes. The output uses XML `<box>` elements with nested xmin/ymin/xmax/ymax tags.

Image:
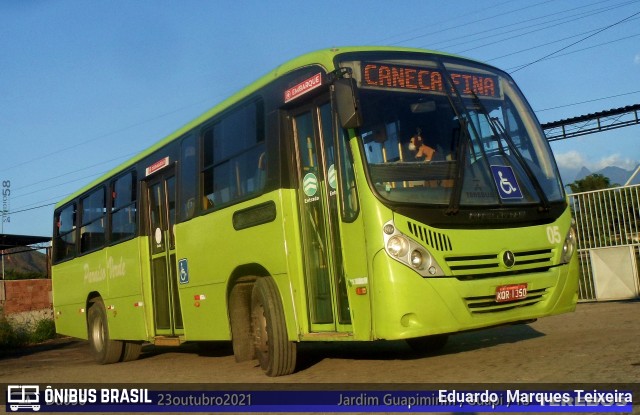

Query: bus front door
<box><xmin>146</xmin><ymin>171</ymin><xmax>184</xmax><ymax>337</ymax></box>
<box><xmin>291</xmin><ymin>100</ymin><xmax>352</xmax><ymax>333</ymax></box>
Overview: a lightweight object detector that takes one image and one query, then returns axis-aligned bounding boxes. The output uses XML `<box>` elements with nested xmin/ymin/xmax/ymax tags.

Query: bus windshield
<box><xmin>341</xmin><ymin>56</ymin><xmax>564</xmax><ymax>208</ymax></box>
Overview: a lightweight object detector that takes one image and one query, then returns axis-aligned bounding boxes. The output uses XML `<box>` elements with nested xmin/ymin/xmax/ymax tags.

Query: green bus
<box><xmin>52</xmin><ymin>46</ymin><xmax>578</xmax><ymax>376</ymax></box>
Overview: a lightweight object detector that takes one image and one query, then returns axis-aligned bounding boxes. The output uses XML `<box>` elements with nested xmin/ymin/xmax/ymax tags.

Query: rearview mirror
<box><xmin>334</xmin><ymin>78</ymin><xmax>363</xmax><ymax>129</ymax></box>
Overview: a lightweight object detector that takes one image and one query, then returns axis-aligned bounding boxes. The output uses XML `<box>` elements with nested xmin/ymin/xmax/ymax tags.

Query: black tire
<box><xmin>87</xmin><ymin>298</ymin><xmax>123</xmax><ymax>364</ymax></box>
<box><xmin>121</xmin><ymin>341</ymin><xmax>143</xmax><ymax>362</ymax></box>
<box><xmin>251</xmin><ymin>277</ymin><xmax>296</xmax><ymax>376</ymax></box>
<box><xmin>406</xmin><ymin>334</ymin><xmax>449</xmax><ymax>353</ymax></box>
<box><xmin>229</xmin><ymin>282</ymin><xmax>255</xmax><ymax>362</ymax></box>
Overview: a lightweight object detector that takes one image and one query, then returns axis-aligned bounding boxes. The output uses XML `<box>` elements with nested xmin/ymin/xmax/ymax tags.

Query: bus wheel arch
<box><xmin>251</xmin><ymin>276</ymin><xmax>297</xmax><ymax>376</ymax></box>
<box><xmin>86</xmin><ymin>296</ymin><xmax>124</xmax><ymax>364</ymax></box>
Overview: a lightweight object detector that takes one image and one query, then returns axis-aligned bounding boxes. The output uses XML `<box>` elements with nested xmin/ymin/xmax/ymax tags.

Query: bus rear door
<box><xmin>145</xmin><ymin>169</ymin><xmax>184</xmax><ymax>339</ymax></box>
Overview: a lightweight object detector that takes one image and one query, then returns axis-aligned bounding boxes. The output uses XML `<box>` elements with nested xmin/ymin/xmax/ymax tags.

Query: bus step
<box><xmin>153</xmin><ymin>336</ymin><xmax>182</xmax><ymax>347</ymax></box>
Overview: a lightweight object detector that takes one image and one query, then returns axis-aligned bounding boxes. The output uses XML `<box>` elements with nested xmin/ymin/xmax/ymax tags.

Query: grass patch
<box><xmin>30</xmin><ymin>318</ymin><xmax>57</xmax><ymax>343</ymax></box>
<box><xmin>0</xmin><ymin>309</ymin><xmax>57</xmax><ymax>350</ymax></box>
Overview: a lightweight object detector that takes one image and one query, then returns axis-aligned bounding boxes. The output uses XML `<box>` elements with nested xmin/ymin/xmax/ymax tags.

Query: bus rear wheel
<box><xmin>406</xmin><ymin>334</ymin><xmax>449</xmax><ymax>354</ymax></box>
<box><xmin>121</xmin><ymin>341</ymin><xmax>143</xmax><ymax>362</ymax></box>
<box><xmin>251</xmin><ymin>277</ymin><xmax>296</xmax><ymax>376</ymax></box>
<box><xmin>87</xmin><ymin>298</ymin><xmax>123</xmax><ymax>364</ymax></box>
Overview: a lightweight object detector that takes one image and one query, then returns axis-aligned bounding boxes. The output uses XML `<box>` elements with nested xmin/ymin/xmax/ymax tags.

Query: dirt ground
<box><xmin>1</xmin><ymin>300</ymin><xmax>638</xmax><ymax>385</ymax></box>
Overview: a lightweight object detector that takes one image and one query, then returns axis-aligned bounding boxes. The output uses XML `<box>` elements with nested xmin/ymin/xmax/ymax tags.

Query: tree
<box><xmin>567</xmin><ymin>173</ymin><xmax>615</xmax><ymax>193</ymax></box>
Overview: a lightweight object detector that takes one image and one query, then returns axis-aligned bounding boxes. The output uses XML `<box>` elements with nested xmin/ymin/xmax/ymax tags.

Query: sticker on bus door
<box><xmin>178</xmin><ymin>258</ymin><xmax>189</xmax><ymax>284</ymax></box>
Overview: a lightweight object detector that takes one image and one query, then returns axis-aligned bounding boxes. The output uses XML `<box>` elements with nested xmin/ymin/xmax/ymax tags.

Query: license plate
<box><xmin>495</xmin><ymin>283</ymin><xmax>528</xmax><ymax>303</ymax></box>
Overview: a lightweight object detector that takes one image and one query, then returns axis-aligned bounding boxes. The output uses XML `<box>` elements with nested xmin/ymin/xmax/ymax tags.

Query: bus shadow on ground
<box><xmin>295</xmin><ymin>322</ymin><xmax>544</xmax><ymax>372</ymax></box>
<box><xmin>0</xmin><ymin>337</ymin><xmax>81</xmax><ymax>360</ymax></box>
<box><xmin>0</xmin><ymin>323</ymin><xmax>542</xmax><ymax>368</ymax></box>
<box><xmin>138</xmin><ymin>341</ymin><xmax>234</xmax><ymax>361</ymax></box>
<box><xmin>131</xmin><ymin>322</ymin><xmax>543</xmax><ymax>370</ymax></box>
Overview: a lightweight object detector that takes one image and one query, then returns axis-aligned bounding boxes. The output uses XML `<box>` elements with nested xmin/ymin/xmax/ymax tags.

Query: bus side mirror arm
<box><xmin>333</xmin><ymin>78</ymin><xmax>363</xmax><ymax>129</ymax></box>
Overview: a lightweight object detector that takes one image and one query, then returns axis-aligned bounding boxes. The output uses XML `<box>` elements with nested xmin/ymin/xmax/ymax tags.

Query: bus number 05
<box><xmin>546</xmin><ymin>226</ymin><xmax>561</xmax><ymax>244</ymax></box>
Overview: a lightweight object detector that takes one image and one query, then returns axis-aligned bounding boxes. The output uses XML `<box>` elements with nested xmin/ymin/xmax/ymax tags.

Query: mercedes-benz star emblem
<box><xmin>502</xmin><ymin>251</ymin><xmax>516</xmax><ymax>268</ymax></box>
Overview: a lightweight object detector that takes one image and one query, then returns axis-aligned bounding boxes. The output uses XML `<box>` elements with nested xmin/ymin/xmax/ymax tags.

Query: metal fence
<box><xmin>568</xmin><ymin>184</ymin><xmax>640</xmax><ymax>301</ymax></box>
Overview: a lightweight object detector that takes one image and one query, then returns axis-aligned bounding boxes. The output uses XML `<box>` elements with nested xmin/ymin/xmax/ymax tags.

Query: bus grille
<box><xmin>407</xmin><ymin>221</ymin><xmax>452</xmax><ymax>252</ymax></box>
<box><xmin>465</xmin><ymin>288</ymin><xmax>548</xmax><ymax>314</ymax></box>
<box><xmin>445</xmin><ymin>249</ymin><xmax>554</xmax><ymax>278</ymax></box>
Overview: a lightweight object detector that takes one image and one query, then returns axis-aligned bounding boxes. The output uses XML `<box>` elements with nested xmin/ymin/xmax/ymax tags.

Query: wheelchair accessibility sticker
<box><xmin>178</xmin><ymin>258</ymin><xmax>189</xmax><ymax>284</ymax></box>
<box><xmin>490</xmin><ymin>165</ymin><xmax>523</xmax><ymax>199</ymax></box>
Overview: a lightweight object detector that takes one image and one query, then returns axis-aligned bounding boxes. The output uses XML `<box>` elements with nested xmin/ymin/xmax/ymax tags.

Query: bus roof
<box><xmin>55</xmin><ymin>46</ymin><xmax>460</xmax><ymax>208</ymax></box>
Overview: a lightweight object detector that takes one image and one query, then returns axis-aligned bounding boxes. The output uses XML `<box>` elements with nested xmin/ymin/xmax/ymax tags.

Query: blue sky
<box><xmin>1</xmin><ymin>0</ymin><xmax>639</xmax><ymax>237</ymax></box>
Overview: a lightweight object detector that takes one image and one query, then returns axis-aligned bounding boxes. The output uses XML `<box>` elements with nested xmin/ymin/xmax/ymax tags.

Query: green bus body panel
<box><xmin>52</xmin><ymin>238</ymin><xmax>149</xmax><ymax>341</ymax></box>
<box><xmin>368</xmin><ymin>210</ymin><xmax>578</xmax><ymax>340</ymax></box>
<box><xmin>370</xmin><ymin>251</ymin><xmax>578</xmax><ymax>339</ymax></box>
<box><xmin>174</xmin><ymin>192</ymin><xmax>295</xmax><ymax>340</ymax></box>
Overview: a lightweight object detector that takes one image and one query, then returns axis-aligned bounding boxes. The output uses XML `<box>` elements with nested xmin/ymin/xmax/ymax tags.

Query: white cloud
<box><xmin>555</xmin><ymin>150</ymin><xmax>587</xmax><ymax>170</ymax></box>
<box><xmin>555</xmin><ymin>151</ymin><xmax>638</xmax><ymax>171</ymax></box>
<box><xmin>635</xmin><ymin>54</ymin><xmax>640</xmax><ymax>65</ymax></box>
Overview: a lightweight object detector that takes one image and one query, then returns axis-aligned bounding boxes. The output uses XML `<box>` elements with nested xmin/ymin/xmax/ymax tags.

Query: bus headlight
<box><xmin>387</xmin><ymin>236</ymin><xmax>409</xmax><ymax>257</ymax></box>
<box><xmin>561</xmin><ymin>226</ymin><xmax>577</xmax><ymax>263</ymax></box>
<box><xmin>410</xmin><ymin>249</ymin><xmax>424</xmax><ymax>268</ymax></box>
<box><xmin>382</xmin><ymin>220</ymin><xmax>445</xmax><ymax>277</ymax></box>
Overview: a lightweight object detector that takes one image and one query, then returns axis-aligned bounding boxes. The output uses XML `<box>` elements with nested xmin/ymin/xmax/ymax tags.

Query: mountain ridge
<box><xmin>563</xmin><ymin>164</ymin><xmax>640</xmax><ymax>186</ymax></box>
<box><xmin>1</xmin><ymin>247</ymin><xmax>48</xmax><ymax>279</ymax></box>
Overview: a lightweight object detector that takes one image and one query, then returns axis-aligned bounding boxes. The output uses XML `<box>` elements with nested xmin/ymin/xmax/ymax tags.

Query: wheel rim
<box><xmin>91</xmin><ymin>313</ymin><xmax>105</xmax><ymax>353</ymax></box>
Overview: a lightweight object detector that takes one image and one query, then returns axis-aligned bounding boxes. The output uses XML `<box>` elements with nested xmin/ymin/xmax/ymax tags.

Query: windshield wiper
<box><xmin>435</xmin><ymin>61</ymin><xmax>485</xmax><ymax>215</ymax></box>
<box><xmin>470</xmin><ymin>92</ymin><xmax>550</xmax><ymax>212</ymax></box>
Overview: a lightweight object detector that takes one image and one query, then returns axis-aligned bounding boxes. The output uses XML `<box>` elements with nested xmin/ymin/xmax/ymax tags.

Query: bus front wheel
<box><xmin>251</xmin><ymin>277</ymin><xmax>296</xmax><ymax>376</ymax></box>
<box><xmin>87</xmin><ymin>298</ymin><xmax>123</xmax><ymax>364</ymax></box>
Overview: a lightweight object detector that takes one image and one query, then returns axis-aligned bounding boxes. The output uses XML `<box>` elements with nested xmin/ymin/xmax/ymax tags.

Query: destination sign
<box><xmin>361</xmin><ymin>62</ymin><xmax>500</xmax><ymax>98</ymax></box>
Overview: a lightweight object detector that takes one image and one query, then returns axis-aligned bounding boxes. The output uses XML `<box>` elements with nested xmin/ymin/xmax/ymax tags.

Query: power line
<box><xmin>510</xmin><ymin>10</ymin><xmax>640</xmax><ymax>73</ymax></box>
<box><xmin>536</xmin><ymin>90</ymin><xmax>640</xmax><ymax>112</ymax></box>
<box><xmin>427</xmin><ymin>0</ymin><xmax>627</xmax><ymax>51</ymax></box>
<box><xmin>453</xmin><ymin>3</ymin><xmax>640</xmax><ymax>55</ymax></box>
<box><xmin>390</xmin><ymin>0</ymin><xmax>557</xmax><ymax>46</ymax></box>
<box><xmin>17</xmin><ymin>152</ymin><xmax>137</xmax><ymax>191</ymax></box>
<box><xmin>485</xmin><ymin>23</ymin><xmax>625</xmax><ymax>62</ymax></box>
<box><xmin>12</xmin><ymin>170</ymin><xmax>109</xmax><ymax>201</ymax></box>
<box><xmin>8</xmin><ymin>202</ymin><xmax>58</xmax><ymax>215</ymax></box>
<box><xmin>510</xmin><ymin>32</ymin><xmax>640</xmax><ymax>68</ymax></box>
<box><xmin>0</xmin><ymin>97</ymin><xmax>212</xmax><ymax>174</ymax></box>
<box><xmin>372</xmin><ymin>0</ymin><xmax>512</xmax><ymax>45</ymax></box>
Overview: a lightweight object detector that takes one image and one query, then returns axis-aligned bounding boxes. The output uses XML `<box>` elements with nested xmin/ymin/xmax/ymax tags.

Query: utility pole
<box><xmin>1</xmin><ymin>179</ymin><xmax>9</xmax><ymax>280</ymax></box>
<box><xmin>1</xmin><ymin>221</ymin><xmax>4</xmax><ymax>281</ymax></box>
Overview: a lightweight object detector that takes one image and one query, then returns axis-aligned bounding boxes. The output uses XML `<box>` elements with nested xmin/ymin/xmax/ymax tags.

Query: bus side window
<box><xmin>338</xmin><ymin>129</ymin><xmax>359</xmax><ymax>221</ymax></box>
<box><xmin>201</xmin><ymin>99</ymin><xmax>266</xmax><ymax>210</ymax></box>
<box><xmin>53</xmin><ymin>203</ymin><xmax>77</xmax><ymax>262</ymax></box>
<box><xmin>180</xmin><ymin>134</ymin><xmax>197</xmax><ymax>221</ymax></box>
<box><xmin>80</xmin><ymin>187</ymin><xmax>106</xmax><ymax>253</ymax></box>
<box><xmin>111</xmin><ymin>171</ymin><xmax>137</xmax><ymax>242</ymax></box>
<box><xmin>201</xmin><ymin>128</ymin><xmax>215</xmax><ymax>210</ymax></box>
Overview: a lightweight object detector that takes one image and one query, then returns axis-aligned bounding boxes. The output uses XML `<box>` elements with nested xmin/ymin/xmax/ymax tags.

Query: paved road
<box><xmin>1</xmin><ymin>301</ymin><xmax>638</xmax><ymax>385</ymax></box>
